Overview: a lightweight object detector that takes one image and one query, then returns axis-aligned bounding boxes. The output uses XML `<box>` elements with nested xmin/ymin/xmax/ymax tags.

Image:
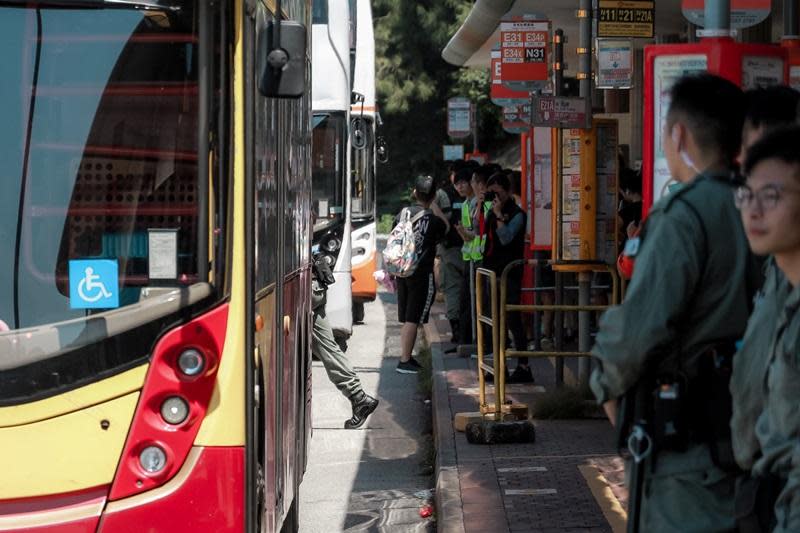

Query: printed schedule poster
<box><xmin>652</xmin><ymin>54</ymin><xmax>707</xmax><ymax>201</ymax></box>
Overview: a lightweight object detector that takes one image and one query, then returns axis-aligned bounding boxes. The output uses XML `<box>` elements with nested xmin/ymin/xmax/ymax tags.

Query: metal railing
<box><xmin>474</xmin><ymin>259</ymin><xmax>620</xmax><ymax>409</ymax></box>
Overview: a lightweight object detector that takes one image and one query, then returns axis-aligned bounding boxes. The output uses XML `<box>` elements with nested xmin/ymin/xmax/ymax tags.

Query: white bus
<box><xmin>348</xmin><ymin>0</ymin><xmax>378</xmax><ymax>324</ymax></box>
<box><xmin>312</xmin><ymin>0</ymin><xmax>353</xmax><ymax>346</ymax></box>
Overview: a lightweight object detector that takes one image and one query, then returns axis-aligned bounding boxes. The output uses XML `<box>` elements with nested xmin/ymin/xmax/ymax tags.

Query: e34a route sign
<box><xmin>598</xmin><ymin>1</ymin><xmax>654</xmax><ymax>38</ymax></box>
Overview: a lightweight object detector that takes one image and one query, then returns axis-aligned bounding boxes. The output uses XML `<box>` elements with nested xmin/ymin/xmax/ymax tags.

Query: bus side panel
<box><xmin>280</xmin><ymin>274</ymin><xmax>301</xmax><ymax>519</ymax></box>
<box><xmin>255</xmin><ymin>290</ymin><xmax>278</xmax><ymax>533</ymax></box>
<box><xmin>97</xmin><ymin>447</ymin><xmax>244</xmax><ymax>532</ymax></box>
<box><xmin>352</xmin><ymin>250</ymin><xmax>377</xmax><ymax>301</ymax></box>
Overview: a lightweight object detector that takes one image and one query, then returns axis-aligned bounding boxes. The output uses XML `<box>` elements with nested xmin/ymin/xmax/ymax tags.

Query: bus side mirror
<box><xmin>258</xmin><ymin>20</ymin><xmax>307</xmax><ymax>99</ymax></box>
<box><xmin>351</xmin><ymin>117</ymin><xmax>367</xmax><ymax>150</ymax></box>
<box><xmin>377</xmin><ymin>136</ymin><xmax>389</xmax><ymax>164</ymax></box>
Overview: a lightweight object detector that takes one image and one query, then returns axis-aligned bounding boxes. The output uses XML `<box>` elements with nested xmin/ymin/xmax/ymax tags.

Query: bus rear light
<box><xmin>139</xmin><ymin>445</ymin><xmax>167</xmax><ymax>474</ymax></box>
<box><xmin>160</xmin><ymin>396</ymin><xmax>189</xmax><ymax>425</ymax></box>
<box><xmin>177</xmin><ymin>348</ymin><xmax>205</xmax><ymax>377</ymax></box>
<box><xmin>108</xmin><ymin>304</ymin><xmax>229</xmax><ymax>501</ymax></box>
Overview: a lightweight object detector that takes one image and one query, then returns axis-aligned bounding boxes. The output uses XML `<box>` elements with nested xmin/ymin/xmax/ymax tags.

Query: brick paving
<box><xmin>424</xmin><ymin>302</ymin><xmax>627</xmax><ymax>533</ymax></box>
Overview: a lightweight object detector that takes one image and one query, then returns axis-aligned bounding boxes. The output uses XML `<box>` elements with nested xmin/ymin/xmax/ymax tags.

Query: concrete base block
<box><xmin>454</xmin><ymin>412</ymin><xmax>484</xmax><ymax>432</ymax></box>
<box><xmin>465</xmin><ymin>419</ymin><xmax>536</xmax><ymax>445</ymax></box>
<box><xmin>457</xmin><ymin>344</ymin><xmax>477</xmax><ymax>358</ymax></box>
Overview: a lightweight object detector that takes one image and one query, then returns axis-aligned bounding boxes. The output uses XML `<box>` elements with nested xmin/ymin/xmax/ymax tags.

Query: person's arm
<box><xmin>590</xmin><ymin>206</ymin><xmax>703</xmax><ymax>408</ymax></box>
<box><xmin>429</xmin><ymin>201</ymin><xmax>450</xmax><ymax>234</ymax></box>
<box><xmin>495</xmin><ymin>212</ymin><xmax>524</xmax><ymax>245</ymax></box>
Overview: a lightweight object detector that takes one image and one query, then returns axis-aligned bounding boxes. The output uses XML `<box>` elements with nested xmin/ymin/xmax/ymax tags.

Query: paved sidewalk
<box><xmin>424</xmin><ymin>301</ymin><xmax>627</xmax><ymax>533</ymax></box>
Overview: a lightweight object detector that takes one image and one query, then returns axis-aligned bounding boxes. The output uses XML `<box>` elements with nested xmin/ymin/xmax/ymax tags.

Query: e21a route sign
<box><xmin>500</xmin><ymin>19</ymin><xmax>550</xmax><ymax>91</ymax></box>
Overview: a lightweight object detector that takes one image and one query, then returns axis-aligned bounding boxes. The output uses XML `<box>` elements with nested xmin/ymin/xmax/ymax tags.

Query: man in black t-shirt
<box><xmin>394</xmin><ymin>175</ymin><xmax>448</xmax><ymax>374</ymax></box>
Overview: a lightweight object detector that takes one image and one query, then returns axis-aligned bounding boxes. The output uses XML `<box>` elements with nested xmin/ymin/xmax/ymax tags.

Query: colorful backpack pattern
<box><xmin>382</xmin><ymin>208</ymin><xmax>428</xmax><ymax>278</ymax></box>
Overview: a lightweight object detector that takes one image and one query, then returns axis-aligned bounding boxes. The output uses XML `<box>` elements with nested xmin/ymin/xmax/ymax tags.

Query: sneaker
<box><xmin>397</xmin><ymin>358</ymin><xmax>421</xmax><ymax>374</ymax></box>
<box><xmin>508</xmin><ymin>366</ymin><xmax>534</xmax><ymax>384</ymax></box>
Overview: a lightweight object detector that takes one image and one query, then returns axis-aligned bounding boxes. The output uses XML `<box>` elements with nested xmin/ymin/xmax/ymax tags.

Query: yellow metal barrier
<box><xmin>497</xmin><ymin>259</ymin><xmax>620</xmax><ymax>373</ymax></box>
<box><xmin>467</xmin><ymin>260</ymin><xmax>620</xmax><ymax>427</ymax></box>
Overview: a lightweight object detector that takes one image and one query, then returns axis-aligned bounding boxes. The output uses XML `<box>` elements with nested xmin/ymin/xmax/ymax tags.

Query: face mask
<box><xmin>680</xmin><ymin>149</ymin><xmax>701</xmax><ymax>176</ymax></box>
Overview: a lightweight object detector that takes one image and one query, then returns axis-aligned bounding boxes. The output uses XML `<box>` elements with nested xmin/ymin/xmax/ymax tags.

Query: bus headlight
<box><xmin>323</xmin><ymin>237</ymin><xmax>341</xmax><ymax>252</ymax></box>
<box><xmin>177</xmin><ymin>348</ymin><xmax>205</xmax><ymax>377</ymax></box>
<box><xmin>160</xmin><ymin>396</ymin><xmax>189</xmax><ymax>425</ymax></box>
<box><xmin>139</xmin><ymin>446</ymin><xmax>167</xmax><ymax>474</ymax></box>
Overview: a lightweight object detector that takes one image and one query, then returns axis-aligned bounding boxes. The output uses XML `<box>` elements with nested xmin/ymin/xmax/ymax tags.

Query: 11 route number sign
<box><xmin>500</xmin><ymin>19</ymin><xmax>550</xmax><ymax>91</ymax></box>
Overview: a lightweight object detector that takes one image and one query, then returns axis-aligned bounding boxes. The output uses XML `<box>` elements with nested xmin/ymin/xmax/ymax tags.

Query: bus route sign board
<box><xmin>499</xmin><ymin>19</ymin><xmax>550</xmax><ymax>91</ymax></box>
<box><xmin>598</xmin><ymin>1</ymin><xmax>654</xmax><ymax>38</ymax></box>
<box><xmin>491</xmin><ymin>49</ymin><xmax>530</xmax><ymax>107</ymax></box>
<box><xmin>531</xmin><ymin>96</ymin><xmax>590</xmax><ymax>129</ymax></box>
<box><xmin>681</xmin><ymin>0</ymin><xmax>770</xmax><ymax>29</ymax></box>
<box><xmin>447</xmin><ymin>97</ymin><xmax>472</xmax><ymax>138</ymax></box>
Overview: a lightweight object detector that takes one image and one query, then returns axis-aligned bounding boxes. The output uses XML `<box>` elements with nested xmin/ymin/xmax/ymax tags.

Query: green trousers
<box><xmin>312</xmin><ymin>310</ymin><xmax>361</xmax><ymax>399</ymax></box>
<box><xmin>440</xmin><ymin>246</ymin><xmax>465</xmax><ymax>321</ymax></box>
<box><xmin>635</xmin><ymin>449</ymin><xmax>737</xmax><ymax>533</ymax></box>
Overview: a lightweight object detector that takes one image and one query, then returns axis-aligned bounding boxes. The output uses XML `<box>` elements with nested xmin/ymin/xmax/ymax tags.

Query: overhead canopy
<box><xmin>442</xmin><ymin>0</ymin><xmax>693</xmax><ymax>73</ymax></box>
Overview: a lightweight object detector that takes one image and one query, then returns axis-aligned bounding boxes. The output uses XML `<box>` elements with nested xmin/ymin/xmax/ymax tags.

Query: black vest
<box><xmin>483</xmin><ymin>199</ymin><xmax>526</xmax><ymax>274</ymax></box>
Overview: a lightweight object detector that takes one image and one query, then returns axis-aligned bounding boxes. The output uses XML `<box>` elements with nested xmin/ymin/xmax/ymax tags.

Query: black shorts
<box><xmin>397</xmin><ymin>272</ymin><xmax>435</xmax><ymax>324</ymax></box>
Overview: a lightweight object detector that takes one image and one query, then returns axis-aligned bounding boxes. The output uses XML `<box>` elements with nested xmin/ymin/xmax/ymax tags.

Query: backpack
<box><xmin>382</xmin><ymin>207</ymin><xmax>428</xmax><ymax>278</ymax></box>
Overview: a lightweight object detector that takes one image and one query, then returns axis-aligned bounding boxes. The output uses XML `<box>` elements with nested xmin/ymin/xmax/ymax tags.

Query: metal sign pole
<box><xmin>577</xmin><ymin>0</ymin><xmax>593</xmax><ymax>387</ymax></box>
<box><xmin>553</xmin><ymin>29</ymin><xmax>565</xmax><ymax>387</ymax></box>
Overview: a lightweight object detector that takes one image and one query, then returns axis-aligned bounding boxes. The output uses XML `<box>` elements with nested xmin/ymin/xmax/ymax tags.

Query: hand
<box><xmin>626</xmin><ymin>220</ymin><xmax>640</xmax><ymax>240</ymax></box>
<box><xmin>602</xmin><ymin>400</ymin><xmax>618</xmax><ymax>427</ymax></box>
<box><xmin>492</xmin><ymin>198</ymin><xmax>503</xmax><ymax>218</ymax></box>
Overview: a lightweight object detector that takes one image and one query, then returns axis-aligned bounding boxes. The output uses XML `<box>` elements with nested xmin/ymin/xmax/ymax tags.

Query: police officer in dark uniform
<box><xmin>590</xmin><ymin>74</ymin><xmax>759</xmax><ymax>532</ymax></box>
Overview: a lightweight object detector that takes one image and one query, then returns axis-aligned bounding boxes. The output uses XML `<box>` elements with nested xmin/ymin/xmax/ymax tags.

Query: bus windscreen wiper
<box><xmin>0</xmin><ymin>0</ymin><xmax>181</xmax><ymax>10</ymax></box>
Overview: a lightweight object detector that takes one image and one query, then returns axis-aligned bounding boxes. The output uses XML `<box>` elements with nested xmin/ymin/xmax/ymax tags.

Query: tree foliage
<box><xmin>373</xmin><ymin>0</ymin><xmax>510</xmax><ymax>215</ymax></box>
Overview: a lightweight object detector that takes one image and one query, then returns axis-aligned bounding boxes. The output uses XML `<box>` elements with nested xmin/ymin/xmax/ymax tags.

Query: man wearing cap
<box><xmin>393</xmin><ymin>175</ymin><xmax>449</xmax><ymax>374</ymax></box>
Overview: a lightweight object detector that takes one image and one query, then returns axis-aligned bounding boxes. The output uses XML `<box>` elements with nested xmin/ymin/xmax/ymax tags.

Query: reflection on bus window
<box><xmin>312</xmin><ymin>113</ymin><xmax>346</xmax><ymax>227</ymax></box>
<box><xmin>1</xmin><ymin>4</ymin><xmax>202</xmax><ymax>331</ymax></box>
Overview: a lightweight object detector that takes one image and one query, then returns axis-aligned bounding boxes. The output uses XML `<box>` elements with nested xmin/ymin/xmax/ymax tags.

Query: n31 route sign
<box><xmin>499</xmin><ymin>19</ymin><xmax>550</xmax><ymax>91</ymax></box>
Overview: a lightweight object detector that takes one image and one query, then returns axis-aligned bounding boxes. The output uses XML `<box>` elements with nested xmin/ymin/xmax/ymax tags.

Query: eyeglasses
<box><xmin>735</xmin><ymin>184</ymin><xmax>800</xmax><ymax>210</ymax></box>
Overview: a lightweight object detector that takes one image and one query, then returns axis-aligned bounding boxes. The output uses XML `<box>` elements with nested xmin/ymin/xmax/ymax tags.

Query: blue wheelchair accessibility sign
<box><xmin>69</xmin><ymin>259</ymin><xmax>120</xmax><ymax>309</ymax></box>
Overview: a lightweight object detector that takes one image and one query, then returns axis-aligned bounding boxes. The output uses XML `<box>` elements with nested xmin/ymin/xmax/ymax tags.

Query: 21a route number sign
<box><xmin>500</xmin><ymin>19</ymin><xmax>550</xmax><ymax>91</ymax></box>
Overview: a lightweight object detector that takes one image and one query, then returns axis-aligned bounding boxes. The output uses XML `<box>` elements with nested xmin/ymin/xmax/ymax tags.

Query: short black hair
<box><xmin>666</xmin><ymin>73</ymin><xmax>745</xmax><ymax>163</ymax></box>
<box><xmin>414</xmin><ymin>174</ymin><xmax>437</xmax><ymax>202</ymax></box>
<box><xmin>487</xmin><ymin>172</ymin><xmax>511</xmax><ymax>192</ymax></box>
<box><xmin>472</xmin><ymin>166</ymin><xmax>490</xmax><ymax>184</ymax></box>
<box><xmin>743</xmin><ymin>125</ymin><xmax>800</xmax><ymax>177</ymax></box>
<box><xmin>620</xmin><ymin>167</ymin><xmax>642</xmax><ymax>194</ymax></box>
<box><xmin>448</xmin><ymin>159</ymin><xmax>466</xmax><ymax>174</ymax></box>
<box><xmin>454</xmin><ymin>168</ymin><xmax>472</xmax><ymax>184</ymax></box>
<box><xmin>745</xmin><ymin>85</ymin><xmax>800</xmax><ymax>130</ymax></box>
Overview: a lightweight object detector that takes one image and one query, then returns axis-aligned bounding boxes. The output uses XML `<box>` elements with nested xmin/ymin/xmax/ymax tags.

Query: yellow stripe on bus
<box><xmin>0</xmin><ymin>392</ymin><xmax>139</xmax><ymax>499</ymax></box>
<box><xmin>195</xmin><ymin>0</ymin><xmax>246</xmax><ymax>447</ymax></box>
<box><xmin>0</xmin><ymin>365</ymin><xmax>146</xmax><ymax>428</ymax></box>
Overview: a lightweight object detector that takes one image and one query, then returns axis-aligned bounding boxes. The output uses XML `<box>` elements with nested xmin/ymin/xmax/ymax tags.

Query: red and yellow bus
<box><xmin>0</xmin><ymin>0</ymin><xmax>312</xmax><ymax>531</ymax></box>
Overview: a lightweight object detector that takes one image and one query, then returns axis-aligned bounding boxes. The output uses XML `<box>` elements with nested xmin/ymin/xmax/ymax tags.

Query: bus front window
<box><xmin>312</xmin><ymin>113</ymin><xmax>346</xmax><ymax>231</ymax></box>
<box><xmin>0</xmin><ymin>1</ymin><xmax>218</xmax><ymax>402</ymax></box>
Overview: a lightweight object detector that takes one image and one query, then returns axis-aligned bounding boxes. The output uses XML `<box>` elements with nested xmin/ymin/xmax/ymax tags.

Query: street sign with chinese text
<box><xmin>447</xmin><ymin>97</ymin><xmax>472</xmax><ymax>138</ymax></box>
<box><xmin>597</xmin><ymin>39</ymin><xmax>634</xmax><ymax>89</ymax></box>
<box><xmin>503</xmin><ymin>105</ymin><xmax>531</xmax><ymax>134</ymax></box>
<box><xmin>531</xmin><ymin>96</ymin><xmax>590</xmax><ymax>129</ymax></box>
<box><xmin>499</xmin><ymin>19</ymin><xmax>550</xmax><ymax>91</ymax></box>
<box><xmin>598</xmin><ymin>1</ymin><xmax>654</xmax><ymax>38</ymax></box>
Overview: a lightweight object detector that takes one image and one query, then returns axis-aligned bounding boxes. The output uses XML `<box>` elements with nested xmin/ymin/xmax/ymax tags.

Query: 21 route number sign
<box><xmin>500</xmin><ymin>19</ymin><xmax>550</xmax><ymax>91</ymax></box>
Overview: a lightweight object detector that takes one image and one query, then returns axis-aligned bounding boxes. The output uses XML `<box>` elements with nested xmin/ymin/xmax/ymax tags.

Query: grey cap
<box><xmin>415</xmin><ymin>175</ymin><xmax>435</xmax><ymax>195</ymax></box>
